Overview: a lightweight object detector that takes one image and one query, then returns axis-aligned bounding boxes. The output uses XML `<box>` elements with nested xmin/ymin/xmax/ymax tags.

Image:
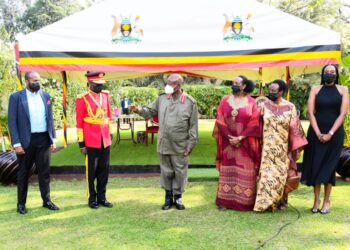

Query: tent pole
<box><xmin>14</xmin><ymin>41</ymin><xmax>23</xmax><ymax>91</ymax></box>
<box><xmin>61</xmin><ymin>71</ymin><xmax>68</xmax><ymax>148</ymax></box>
<box><xmin>286</xmin><ymin>66</ymin><xmax>291</xmax><ymax>101</ymax></box>
<box><xmin>259</xmin><ymin>67</ymin><xmax>264</xmax><ymax>96</ymax></box>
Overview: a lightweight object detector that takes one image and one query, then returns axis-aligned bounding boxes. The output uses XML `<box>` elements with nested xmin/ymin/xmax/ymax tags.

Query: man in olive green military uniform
<box><xmin>130</xmin><ymin>74</ymin><xmax>198</xmax><ymax>210</ymax></box>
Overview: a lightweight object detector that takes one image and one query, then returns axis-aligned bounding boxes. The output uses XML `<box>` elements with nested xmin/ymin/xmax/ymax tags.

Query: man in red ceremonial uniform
<box><xmin>76</xmin><ymin>72</ymin><xmax>113</xmax><ymax>209</ymax></box>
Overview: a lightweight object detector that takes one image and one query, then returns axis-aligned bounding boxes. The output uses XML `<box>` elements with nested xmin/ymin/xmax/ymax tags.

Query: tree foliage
<box><xmin>258</xmin><ymin>0</ymin><xmax>350</xmax><ymax>56</ymax></box>
<box><xmin>18</xmin><ymin>0</ymin><xmax>84</xmax><ymax>34</ymax></box>
<box><xmin>0</xmin><ymin>27</ymin><xmax>16</xmax><ymax>116</ymax></box>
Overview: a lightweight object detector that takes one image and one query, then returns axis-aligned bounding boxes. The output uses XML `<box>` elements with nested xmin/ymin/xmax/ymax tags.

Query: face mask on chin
<box><xmin>28</xmin><ymin>82</ymin><xmax>40</xmax><ymax>92</ymax></box>
<box><xmin>90</xmin><ymin>83</ymin><xmax>103</xmax><ymax>93</ymax></box>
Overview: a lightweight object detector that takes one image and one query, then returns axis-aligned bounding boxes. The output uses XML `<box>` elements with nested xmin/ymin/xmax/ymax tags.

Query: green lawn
<box><xmin>52</xmin><ymin>120</ymin><xmax>217</xmax><ymax>166</ymax></box>
<box><xmin>0</xmin><ymin>177</ymin><xmax>349</xmax><ymax>249</ymax></box>
<box><xmin>52</xmin><ymin>120</ymin><xmax>310</xmax><ymax>166</ymax></box>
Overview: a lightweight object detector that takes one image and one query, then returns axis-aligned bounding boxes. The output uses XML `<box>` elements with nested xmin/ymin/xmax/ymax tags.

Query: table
<box><xmin>113</xmin><ymin>114</ymin><xmax>140</xmax><ymax>145</ymax></box>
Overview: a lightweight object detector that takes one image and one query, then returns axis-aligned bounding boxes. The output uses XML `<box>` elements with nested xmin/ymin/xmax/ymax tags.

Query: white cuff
<box><xmin>13</xmin><ymin>143</ymin><xmax>22</xmax><ymax>148</ymax></box>
<box><xmin>52</xmin><ymin>138</ymin><xmax>56</xmax><ymax>144</ymax></box>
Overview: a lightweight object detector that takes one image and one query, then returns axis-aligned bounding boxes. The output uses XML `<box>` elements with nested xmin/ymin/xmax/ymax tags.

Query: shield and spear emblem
<box><xmin>232</xmin><ymin>16</ymin><xmax>242</xmax><ymax>35</ymax></box>
<box><xmin>223</xmin><ymin>13</ymin><xmax>254</xmax><ymax>41</ymax></box>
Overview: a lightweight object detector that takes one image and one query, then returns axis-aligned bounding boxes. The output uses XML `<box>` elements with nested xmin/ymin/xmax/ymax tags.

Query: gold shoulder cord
<box><xmin>82</xmin><ymin>95</ymin><xmax>106</xmax><ymax>118</ymax></box>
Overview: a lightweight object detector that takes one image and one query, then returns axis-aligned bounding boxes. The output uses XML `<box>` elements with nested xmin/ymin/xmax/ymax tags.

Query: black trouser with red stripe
<box><xmin>86</xmin><ymin>147</ymin><xmax>110</xmax><ymax>203</ymax></box>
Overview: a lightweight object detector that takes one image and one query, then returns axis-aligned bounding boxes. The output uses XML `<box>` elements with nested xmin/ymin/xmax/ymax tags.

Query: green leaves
<box><xmin>342</xmin><ymin>55</ymin><xmax>350</xmax><ymax>68</ymax></box>
<box><xmin>183</xmin><ymin>85</ymin><xmax>231</xmax><ymax>118</ymax></box>
<box><xmin>19</xmin><ymin>0</ymin><xmax>84</xmax><ymax>34</ymax></box>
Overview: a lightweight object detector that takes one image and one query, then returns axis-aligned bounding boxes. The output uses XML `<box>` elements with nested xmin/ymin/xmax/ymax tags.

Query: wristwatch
<box><xmin>328</xmin><ymin>130</ymin><xmax>334</xmax><ymax>136</ymax></box>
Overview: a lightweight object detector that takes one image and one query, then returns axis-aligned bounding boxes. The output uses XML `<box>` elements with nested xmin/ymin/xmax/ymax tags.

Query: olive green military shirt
<box><xmin>137</xmin><ymin>92</ymin><xmax>198</xmax><ymax>155</ymax></box>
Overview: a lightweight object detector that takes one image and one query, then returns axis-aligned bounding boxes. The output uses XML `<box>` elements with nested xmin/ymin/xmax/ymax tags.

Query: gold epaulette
<box><xmin>77</xmin><ymin>92</ymin><xmax>89</xmax><ymax>99</ymax></box>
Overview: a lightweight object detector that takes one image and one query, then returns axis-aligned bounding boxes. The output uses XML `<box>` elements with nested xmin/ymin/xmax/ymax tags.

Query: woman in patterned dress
<box><xmin>254</xmin><ymin>80</ymin><xmax>307</xmax><ymax>212</ymax></box>
<box><xmin>213</xmin><ymin>75</ymin><xmax>261</xmax><ymax>211</ymax></box>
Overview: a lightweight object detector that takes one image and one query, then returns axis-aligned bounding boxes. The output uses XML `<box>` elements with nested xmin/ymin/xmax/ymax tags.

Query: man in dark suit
<box><xmin>8</xmin><ymin>71</ymin><xmax>59</xmax><ymax>215</ymax></box>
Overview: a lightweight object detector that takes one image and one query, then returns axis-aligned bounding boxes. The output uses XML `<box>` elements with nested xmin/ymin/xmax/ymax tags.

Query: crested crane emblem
<box><xmin>111</xmin><ymin>15</ymin><xmax>143</xmax><ymax>43</ymax></box>
<box><xmin>223</xmin><ymin>13</ymin><xmax>254</xmax><ymax>41</ymax></box>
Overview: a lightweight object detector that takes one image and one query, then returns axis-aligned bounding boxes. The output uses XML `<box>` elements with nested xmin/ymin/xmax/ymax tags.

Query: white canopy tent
<box><xmin>16</xmin><ymin>0</ymin><xmax>341</xmax><ymax>83</ymax></box>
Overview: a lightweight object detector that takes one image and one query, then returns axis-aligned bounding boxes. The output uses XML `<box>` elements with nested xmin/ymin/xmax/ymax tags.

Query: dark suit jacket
<box><xmin>8</xmin><ymin>89</ymin><xmax>56</xmax><ymax>149</ymax></box>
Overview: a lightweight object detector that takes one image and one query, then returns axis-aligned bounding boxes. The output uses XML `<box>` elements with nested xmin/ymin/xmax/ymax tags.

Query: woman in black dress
<box><xmin>301</xmin><ymin>64</ymin><xmax>349</xmax><ymax>214</ymax></box>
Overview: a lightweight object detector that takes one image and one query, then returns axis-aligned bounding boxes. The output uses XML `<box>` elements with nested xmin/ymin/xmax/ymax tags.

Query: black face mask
<box><xmin>232</xmin><ymin>85</ymin><xmax>241</xmax><ymax>93</ymax></box>
<box><xmin>323</xmin><ymin>73</ymin><xmax>336</xmax><ymax>84</ymax></box>
<box><xmin>90</xmin><ymin>83</ymin><xmax>103</xmax><ymax>93</ymax></box>
<box><xmin>268</xmin><ymin>93</ymin><xmax>279</xmax><ymax>102</ymax></box>
<box><xmin>28</xmin><ymin>82</ymin><xmax>40</xmax><ymax>92</ymax></box>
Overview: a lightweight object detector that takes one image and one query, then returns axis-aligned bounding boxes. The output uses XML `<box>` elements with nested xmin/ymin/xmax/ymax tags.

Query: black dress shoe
<box><xmin>43</xmin><ymin>201</ymin><xmax>60</xmax><ymax>210</ymax></box>
<box><xmin>161</xmin><ymin>190</ymin><xmax>173</xmax><ymax>210</ymax></box>
<box><xmin>17</xmin><ymin>204</ymin><xmax>27</xmax><ymax>215</ymax></box>
<box><xmin>174</xmin><ymin>195</ymin><xmax>185</xmax><ymax>210</ymax></box>
<box><xmin>88</xmin><ymin>201</ymin><xmax>99</xmax><ymax>209</ymax></box>
<box><xmin>98</xmin><ymin>200</ymin><xmax>113</xmax><ymax>208</ymax></box>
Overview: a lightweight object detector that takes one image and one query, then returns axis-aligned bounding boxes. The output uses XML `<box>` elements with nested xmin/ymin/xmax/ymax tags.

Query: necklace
<box><xmin>227</xmin><ymin>94</ymin><xmax>248</xmax><ymax>118</ymax></box>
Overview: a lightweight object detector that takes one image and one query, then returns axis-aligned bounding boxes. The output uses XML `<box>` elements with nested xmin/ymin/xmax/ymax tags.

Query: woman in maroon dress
<box><xmin>213</xmin><ymin>75</ymin><xmax>261</xmax><ymax>211</ymax></box>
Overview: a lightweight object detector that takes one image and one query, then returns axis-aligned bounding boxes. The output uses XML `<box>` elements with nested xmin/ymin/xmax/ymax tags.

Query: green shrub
<box><xmin>288</xmin><ymin>76</ymin><xmax>316</xmax><ymax>120</ymax></box>
<box><xmin>183</xmin><ymin>85</ymin><xmax>231</xmax><ymax>118</ymax></box>
<box><xmin>66</xmin><ymin>81</ymin><xmax>87</xmax><ymax>128</ymax></box>
<box><xmin>41</xmin><ymin>80</ymin><xmax>63</xmax><ymax>129</ymax></box>
<box><xmin>117</xmin><ymin>87</ymin><xmax>160</xmax><ymax>108</ymax></box>
<box><xmin>339</xmin><ymin>70</ymin><xmax>350</xmax><ymax>145</ymax></box>
<box><xmin>0</xmin><ymin>116</ymin><xmax>9</xmax><ymax>136</ymax></box>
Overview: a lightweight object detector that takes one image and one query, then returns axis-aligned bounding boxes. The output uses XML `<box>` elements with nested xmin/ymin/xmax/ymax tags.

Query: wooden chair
<box><xmin>145</xmin><ymin>115</ymin><xmax>159</xmax><ymax>146</ymax></box>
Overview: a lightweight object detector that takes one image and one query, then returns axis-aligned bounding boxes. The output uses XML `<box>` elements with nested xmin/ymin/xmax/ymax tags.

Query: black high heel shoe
<box><xmin>311</xmin><ymin>199</ymin><xmax>321</xmax><ymax>214</ymax></box>
<box><xmin>311</xmin><ymin>208</ymin><xmax>320</xmax><ymax>213</ymax></box>
<box><xmin>320</xmin><ymin>201</ymin><xmax>330</xmax><ymax>215</ymax></box>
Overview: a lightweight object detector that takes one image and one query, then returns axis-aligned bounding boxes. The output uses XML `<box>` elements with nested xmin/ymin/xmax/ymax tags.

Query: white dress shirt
<box><xmin>26</xmin><ymin>88</ymin><xmax>47</xmax><ymax>133</ymax></box>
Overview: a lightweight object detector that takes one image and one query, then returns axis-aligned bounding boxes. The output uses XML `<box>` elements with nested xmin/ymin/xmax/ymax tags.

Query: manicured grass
<box><xmin>52</xmin><ymin>120</ymin><xmax>310</xmax><ymax>166</ymax></box>
<box><xmin>51</xmin><ymin>120</ymin><xmax>217</xmax><ymax>166</ymax></box>
<box><xmin>0</xmin><ymin>177</ymin><xmax>349</xmax><ymax>249</ymax></box>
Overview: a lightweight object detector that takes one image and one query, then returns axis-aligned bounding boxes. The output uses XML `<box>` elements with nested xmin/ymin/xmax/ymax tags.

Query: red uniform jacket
<box><xmin>76</xmin><ymin>90</ymin><xmax>112</xmax><ymax>148</ymax></box>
